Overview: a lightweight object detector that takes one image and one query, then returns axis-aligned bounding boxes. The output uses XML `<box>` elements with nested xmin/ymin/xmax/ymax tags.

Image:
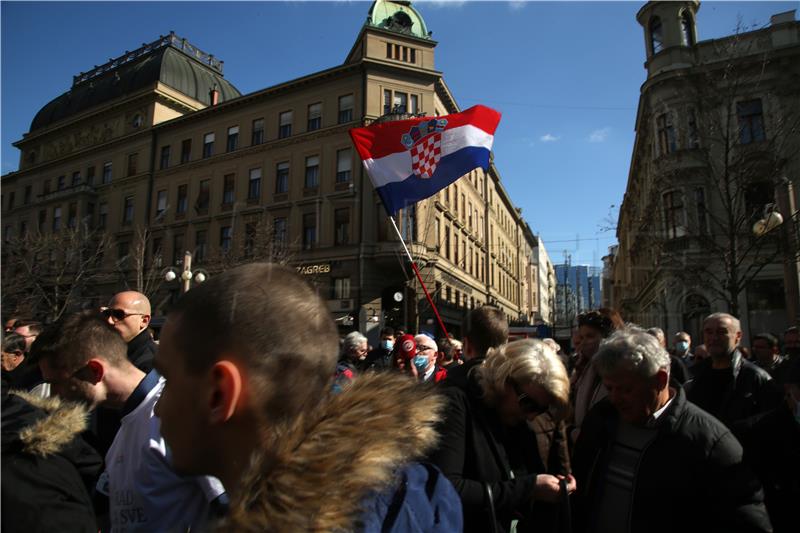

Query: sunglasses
<box><xmin>509</xmin><ymin>380</ymin><xmax>549</xmax><ymax>416</ymax></box>
<box><xmin>101</xmin><ymin>308</ymin><xmax>145</xmax><ymax>321</ymax></box>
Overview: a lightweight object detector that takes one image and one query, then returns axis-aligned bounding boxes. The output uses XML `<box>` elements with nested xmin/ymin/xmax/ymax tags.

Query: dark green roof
<box><xmin>30</xmin><ymin>45</ymin><xmax>241</xmax><ymax>132</ymax></box>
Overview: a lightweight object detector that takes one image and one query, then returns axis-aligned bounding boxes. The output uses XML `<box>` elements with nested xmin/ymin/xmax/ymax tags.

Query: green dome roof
<box><xmin>367</xmin><ymin>1</ymin><xmax>430</xmax><ymax>39</ymax></box>
<box><xmin>31</xmin><ymin>38</ymin><xmax>240</xmax><ymax>132</ymax></box>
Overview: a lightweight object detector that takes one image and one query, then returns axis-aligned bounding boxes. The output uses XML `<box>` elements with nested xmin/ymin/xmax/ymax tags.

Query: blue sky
<box><xmin>2</xmin><ymin>0</ymin><xmax>795</xmax><ymax>266</ymax></box>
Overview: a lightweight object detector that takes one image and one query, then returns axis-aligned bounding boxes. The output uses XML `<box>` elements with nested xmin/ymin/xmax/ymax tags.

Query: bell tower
<box><xmin>637</xmin><ymin>1</ymin><xmax>700</xmax><ymax>78</ymax></box>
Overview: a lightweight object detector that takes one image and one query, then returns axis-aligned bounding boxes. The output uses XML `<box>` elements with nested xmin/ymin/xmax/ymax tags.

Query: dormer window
<box><xmin>681</xmin><ymin>11</ymin><xmax>695</xmax><ymax>46</ymax></box>
<box><xmin>650</xmin><ymin>16</ymin><xmax>664</xmax><ymax>55</ymax></box>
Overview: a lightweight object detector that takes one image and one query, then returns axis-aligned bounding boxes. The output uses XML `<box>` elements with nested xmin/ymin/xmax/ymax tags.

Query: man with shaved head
<box><xmin>687</xmin><ymin>312</ymin><xmax>781</xmax><ymax>427</ymax></box>
<box><xmin>103</xmin><ymin>291</ymin><xmax>156</xmax><ymax>372</ymax></box>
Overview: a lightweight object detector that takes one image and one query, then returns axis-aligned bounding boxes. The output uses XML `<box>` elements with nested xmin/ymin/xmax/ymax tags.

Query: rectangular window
<box><xmin>435</xmin><ymin>218</ymin><xmax>441</xmax><ymax>247</ymax></box>
<box><xmin>57</xmin><ymin>175</ymin><xmax>66</xmax><ymax>190</ymax></box>
<box><xmin>71</xmin><ymin>171</ymin><xmax>81</xmax><ymax>186</ymax></box>
<box><xmin>401</xmin><ymin>205</ymin><xmax>416</xmax><ymax>241</ymax></box>
<box><xmin>98</xmin><ymin>203</ymin><xmax>108</xmax><ymax>229</ymax></box>
<box><xmin>160</xmin><ymin>145</ymin><xmax>170</xmax><ymax>169</ymax></box>
<box><xmin>336</xmin><ymin>149</ymin><xmax>352</xmax><ymax>183</ymax></box>
<box><xmin>687</xmin><ymin>108</ymin><xmax>699</xmax><ymax>149</ymax></box>
<box><xmin>695</xmin><ymin>187</ymin><xmax>707</xmax><ymax>235</ymax></box>
<box><xmin>181</xmin><ymin>139</ymin><xmax>192</xmax><ymax>163</ymax></box>
<box><xmin>307</xmin><ymin>103</ymin><xmax>322</xmax><ymax>131</ymax></box>
<box><xmin>177</xmin><ymin>184</ymin><xmax>188</xmax><ymax>214</ymax></box>
<box><xmin>202</xmin><ymin>133</ymin><xmax>215</xmax><ymax>158</ymax></box>
<box><xmin>43</xmin><ymin>179</ymin><xmax>51</xmax><ymax>195</ymax></box>
<box><xmin>223</xmin><ymin>174</ymin><xmax>236</xmax><ymax>205</ymax></box>
<box><xmin>386</xmin><ymin>42</ymin><xmax>393</xmax><ymax>59</ymax></box>
<box><xmin>38</xmin><ymin>209</ymin><xmax>46</xmax><ymax>231</ymax></box>
<box><xmin>86</xmin><ymin>202</ymin><xmax>95</xmax><ymax>227</ymax></box>
<box><xmin>274</xmin><ymin>217</ymin><xmax>287</xmax><ymax>247</ymax></box>
<box><xmin>244</xmin><ymin>222</ymin><xmax>257</xmax><ymax>257</ymax></box>
<box><xmin>86</xmin><ymin>166</ymin><xmax>95</xmax><ymax>185</ymax></box>
<box><xmin>248</xmin><ymin>168</ymin><xmax>262</xmax><ymax>200</ymax></box>
<box><xmin>663</xmin><ymin>190</ymin><xmax>684</xmax><ymax>239</ymax></box>
<box><xmin>19</xmin><ymin>220</ymin><xmax>27</xmax><ymax>237</ymax></box>
<box><xmin>219</xmin><ymin>226</ymin><xmax>233</xmax><ymax>253</ymax></box>
<box><xmin>410</xmin><ymin>94</ymin><xmax>418</xmax><ymax>115</ymax></box>
<box><xmin>335</xmin><ymin>208</ymin><xmax>350</xmax><ymax>245</ymax></box>
<box><xmin>194</xmin><ymin>230</ymin><xmax>207</xmax><ymax>262</ymax></box>
<box><xmin>454</xmin><ymin>185</ymin><xmax>459</xmax><ymax>214</ymax></box>
<box><xmin>123</xmin><ymin>196</ymin><xmax>134</xmax><ymax>224</ymax></box>
<box><xmin>445</xmin><ymin>227</ymin><xmax>451</xmax><ymax>260</ymax></box>
<box><xmin>52</xmin><ymin>206</ymin><xmax>62</xmax><ymax>231</ymax></box>
<box><xmin>7</xmin><ymin>191</ymin><xmax>15</xmax><ymax>210</ymax></box>
<box><xmin>118</xmin><ymin>242</ymin><xmax>130</xmax><ymax>264</ymax></box>
<box><xmin>338</xmin><ymin>94</ymin><xmax>354</xmax><ymax>124</ymax></box>
<box><xmin>305</xmin><ymin>156</ymin><xmax>320</xmax><ymax>189</ymax></box>
<box><xmin>737</xmin><ymin>99</ymin><xmax>765</xmax><ymax>144</ymax></box>
<box><xmin>172</xmin><ymin>234</ymin><xmax>184</xmax><ymax>264</ymax></box>
<box><xmin>127</xmin><ymin>153</ymin><xmax>138</xmax><ymax>176</ymax></box>
<box><xmin>251</xmin><ymin>118</ymin><xmax>264</xmax><ymax>145</ymax></box>
<box><xmin>275</xmin><ymin>162</ymin><xmax>289</xmax><ymax>194</ymax></box>
<box><xmin>24</xmin><ymin>185</ymin><xmax>32</xmax><ymax>204</ymax></box>
<box><xmin>303</xmin><ymin>213</ymin><xmax>316</xmax><ymax>250</ymax></box>
<box><xmin>656</xmin><ymin>113</ymin><xmax>677</xmax><ymax>155</ymax></box>
<box><xmin>410</xmin><ymin>48</ymin><xmax>416</xmax><ymax>63</ymax></box>
<box><xmin>151</xmin><ymin>237</ymin><xmax>163</xmax><ymax>268</ymax></box>
<box><xmin>279</xmin><ymin>111</ymin><xmax>292</xmax><ymax>138</ymax></box>
<box><xmin>67</xmin><ymin>203</ymin><xmax>77</xmax><ymax>229</ymax></box>
<box><xmin>102</xmin><ymin>162</ymin><xmax>112</xmax><ymax>184</ymax></box>
<box><xmin>156</xmin><ymin>190</ymin><xmax>167</xmax><ymax>217</ymax></box>
<box><xmin>454</xmin><ymin>234</ymin><xmax>459</xmax><ymax>265</ymax></box>
<box><xmin>333</xmin><ymin>278</ymin><xmax>351</xmax><ymax>299</ymax></box>
<box><xmin>226</xmin><ymin>126</ymin><xmax>239</xmax><ymax>152</ymax></box>
<box><xmin>383</xmin><ymin>89</ymin><xmax>392</xmax><ymax>115</ymax></box>
<box><xmin>196</xmin><ymin>180</ymin><xmax>210</xmax><ymax>213</ymax></box>
<box><xmin>393</xmin><ymin>92</ymin><xmax>408</xmax><ymax>114</ymax></box>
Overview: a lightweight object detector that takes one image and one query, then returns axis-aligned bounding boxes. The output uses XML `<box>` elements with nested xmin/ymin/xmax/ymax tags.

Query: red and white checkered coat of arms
<box><xmin>410</xmin><ymin>133</ymin><xmax>442</xmax><ymax>179</ymax></box>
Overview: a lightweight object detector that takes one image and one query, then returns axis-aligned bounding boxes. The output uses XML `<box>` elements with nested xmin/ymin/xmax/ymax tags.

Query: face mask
<box><xmin>381</xmin><ymin>340</ymin><xmax>394</xmax><ymax>351</ymax></box>
<box><xmin>413</xmin><ymin>355</ymin><xmax>429</xmax><ymax>373</ymax></box>
<box><xmin>676</xmin><ymin>341</ymin><xmax>689</xmax><ymax>353</ymax></box>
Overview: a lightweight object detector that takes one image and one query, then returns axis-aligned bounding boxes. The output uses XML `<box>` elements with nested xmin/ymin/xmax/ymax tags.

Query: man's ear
<box><xmin>140</xmin><ymin>314</ymin><xmax>151</xmax><ymax>330</ymax></box>
<box><xmin>84</xmin><ymin>359</ymin><xmax>105</xmax><ymax>384</ymax></box>
<box><xmin>655</xmin><ymin>368</ymin><xmax>669</xmax><ymax>391</ymax></box>
<box><xmin>209</xmin><ymin>360</ymin><xmax>243</xmax><ymax>424</ymax></box>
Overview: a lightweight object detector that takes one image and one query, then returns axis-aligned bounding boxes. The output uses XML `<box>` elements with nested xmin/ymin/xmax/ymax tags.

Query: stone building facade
<box><xmin>610</xmin><ymin>1</ymin><xmax>800</xmax><ymax>342</ymax></box>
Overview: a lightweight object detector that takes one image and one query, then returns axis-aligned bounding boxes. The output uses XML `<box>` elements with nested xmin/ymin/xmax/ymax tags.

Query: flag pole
<box><xmin>388</xmin><ymin>215</ymin><xmax>450</xmax><ymax>340</ymax></box>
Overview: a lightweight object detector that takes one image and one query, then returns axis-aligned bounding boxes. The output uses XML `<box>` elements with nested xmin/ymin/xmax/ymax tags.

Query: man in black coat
<box><xmin>572</xmin><ymin>327</ymin><xmax>771</xmax><ymax>533</ymax></box>
<box><xmin>1</xmin><ymin>381</ymin><xmax>102</xmax><ymax>532</ymax></box>
<box><xmin>443</xmin><ymin>305</ymin><xmax>508</xmax><ymax>390</ymax></box>
<box><xmin>687</xmin><ymin>313</ymin><xmax>781</xmax><ymax>428</ymax></box>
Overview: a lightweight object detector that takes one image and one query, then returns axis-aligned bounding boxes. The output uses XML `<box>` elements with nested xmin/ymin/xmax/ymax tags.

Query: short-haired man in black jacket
<box><xmin>687</xmin><ymin>313</ymin><xmax>781</xmax><ymax>428</ymax></box>
<box><xmin>572</xmin><ymin>327</ymin><xmax>772</xmax><ymax>533</ymax></box>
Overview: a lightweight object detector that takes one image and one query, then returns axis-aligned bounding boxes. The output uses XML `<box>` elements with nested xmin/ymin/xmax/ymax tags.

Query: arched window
<box><xmin>650</xmin><ymin>16</ymin><xmax>664</xmax><ymax>55</ymax></box>
<box><xmin>681</xmin><ymin>11</ymin><xmax>695</xmax><ymax>46</ymax></box>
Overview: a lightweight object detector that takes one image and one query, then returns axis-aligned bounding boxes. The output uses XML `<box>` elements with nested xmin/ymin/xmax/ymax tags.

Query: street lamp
<box><xmin>162</xmin><ymin>250</ymin><xmax>209</xmax><ymax>293</ymax></box>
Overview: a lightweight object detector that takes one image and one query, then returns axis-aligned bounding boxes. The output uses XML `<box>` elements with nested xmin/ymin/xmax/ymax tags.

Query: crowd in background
<box><xmin>2</xmin><ymin>263</ymin><xmax>798</xmax><ymax>532</ymax></box>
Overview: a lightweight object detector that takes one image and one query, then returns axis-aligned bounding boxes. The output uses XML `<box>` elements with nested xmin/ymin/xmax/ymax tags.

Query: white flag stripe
<box><xmin>362</xmin><ymin>124</ymin><xmax>494</xmax><ymax>188</ymax></box>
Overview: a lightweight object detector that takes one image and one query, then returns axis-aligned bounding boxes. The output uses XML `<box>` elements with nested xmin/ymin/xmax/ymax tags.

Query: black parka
<box><xmin>572</xmin><ymin>386</ymin><xmax>772</xmax><ymax>533</ymax></box>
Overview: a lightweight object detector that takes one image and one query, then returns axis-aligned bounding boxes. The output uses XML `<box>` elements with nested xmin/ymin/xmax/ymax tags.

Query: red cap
<box><xmin>397</xmin><ymin>334</ymin><xmax>417</xmax><ymax>361</ymax></box>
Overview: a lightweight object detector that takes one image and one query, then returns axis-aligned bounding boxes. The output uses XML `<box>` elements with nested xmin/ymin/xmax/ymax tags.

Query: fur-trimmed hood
<box><xmin>1</xmin><ymin>390</ymin><xmax>89</xmax><ymax>457</ymax></box>
<box><xmin>222</xmin><ymin>372</ymin><xmax>446</xmax><ymax>532</ymax></box>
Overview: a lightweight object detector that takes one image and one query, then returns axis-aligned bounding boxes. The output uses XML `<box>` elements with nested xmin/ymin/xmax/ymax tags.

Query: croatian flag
<box><xmin>349</xmin><ymin>105</ymin><xmax>501</xmax><ymax>215</ymax></box>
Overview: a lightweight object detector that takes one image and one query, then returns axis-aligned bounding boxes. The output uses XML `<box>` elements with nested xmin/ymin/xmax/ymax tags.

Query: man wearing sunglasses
<box><xmin>103</xmin><ymin>291</ymin><xmax>156</xmax><ymax>373</ymax></box>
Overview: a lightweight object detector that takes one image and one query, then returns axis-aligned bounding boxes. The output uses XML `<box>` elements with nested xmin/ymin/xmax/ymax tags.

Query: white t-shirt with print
<box><xmin>103</xmin><ymin>376</ymin><xmax>225</xmax><ymax>532</ymax></box>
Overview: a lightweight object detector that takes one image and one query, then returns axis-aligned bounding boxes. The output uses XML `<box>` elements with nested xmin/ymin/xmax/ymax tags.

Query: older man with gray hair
<box><xmin>572</xmin><ymin>327</ymin><xmax>772</xmax><ymax>533</ymax></box>
<box><xmin>687</xmin><ymin>312</ymin><xmax>781</xmax><ymax>427</ymax></box>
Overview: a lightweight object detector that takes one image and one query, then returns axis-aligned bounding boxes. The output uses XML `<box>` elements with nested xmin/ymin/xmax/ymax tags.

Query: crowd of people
<box><xmin>1</xmin><ymin>262</ymin><xmax>798</xmax><ymax>532</ymax></box>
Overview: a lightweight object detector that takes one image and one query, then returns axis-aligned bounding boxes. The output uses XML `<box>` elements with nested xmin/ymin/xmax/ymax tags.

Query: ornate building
<box><xmin>2</xmin><ymin>1</ymin><xmax>542</xmax><ymax>341</ymax></box>
<box><xmin>610</xmin><ymin>1</ymin><xmax>800</xmax><ymax>342</ymax></box>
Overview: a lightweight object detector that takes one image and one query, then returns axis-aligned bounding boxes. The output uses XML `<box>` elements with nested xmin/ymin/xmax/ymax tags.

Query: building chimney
<box><xmin>209</xmin><ymin>84</ymin><xmax>219</xmax><ymax>106</ymax></box>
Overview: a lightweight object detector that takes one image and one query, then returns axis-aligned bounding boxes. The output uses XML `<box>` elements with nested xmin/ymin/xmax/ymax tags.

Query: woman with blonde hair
<box><xmin>430</xmin><ymin>339</ymin><xmax>576</xmax><ymax>533</ymax></box>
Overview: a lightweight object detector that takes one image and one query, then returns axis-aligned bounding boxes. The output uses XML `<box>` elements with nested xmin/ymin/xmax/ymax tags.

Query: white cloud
<box><xmin>508</xmin><ymin>1</ymin><xmax>526</xmax><ymax>11</ymax></box>
<box><xmin>418</xmin><ymin>0</ymin><xmax>467</xmax><ymax>9</ymax></box>
<box><xmin>539</xmin><ymin>133</ymin><xmax>560</xmax><ymax>142</ymax></box>
<box><xmin>588</xmin><ymin>127</ymin><xmax>611</xmax><ymax>143</ymax></box>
